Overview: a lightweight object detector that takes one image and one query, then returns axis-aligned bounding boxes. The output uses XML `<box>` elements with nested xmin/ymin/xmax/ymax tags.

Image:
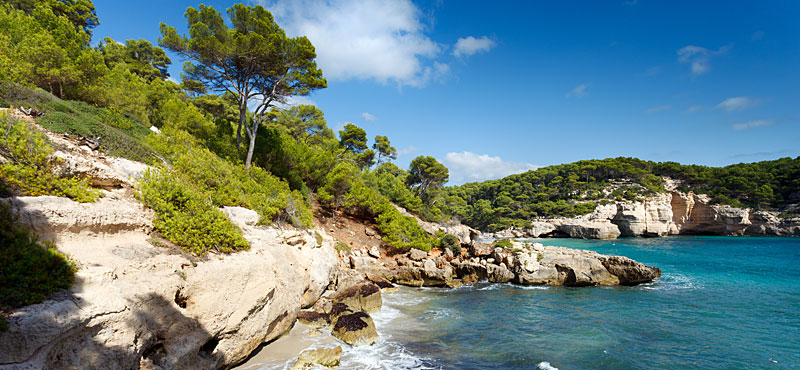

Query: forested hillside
<box><xmin>0</xmin><ymin>0</ymin><xmax>478</xmax><ymax>253</ymax></box>
<box><xmin>441</xmin><ymin>157</ymin><xmax>800</xmax><ymax>231</ymax></box>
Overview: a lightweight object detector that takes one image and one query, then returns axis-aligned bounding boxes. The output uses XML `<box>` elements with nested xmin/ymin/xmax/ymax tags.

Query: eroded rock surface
<box><xmin>0</xmin><ymin>193</ymin><xmax>338</xmax><ymax>369</ymax></box>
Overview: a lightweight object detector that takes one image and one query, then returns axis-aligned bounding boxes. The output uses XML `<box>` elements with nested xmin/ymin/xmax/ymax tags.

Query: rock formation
<box><xmin>487</xmin><ymin>191</ymin><xmax>800</xmax><ymax>239</ymax></box>
<box><xmin>0</xmin><ymin>191</ymin><xmax>338</xmax><ymax>369</ymax></box>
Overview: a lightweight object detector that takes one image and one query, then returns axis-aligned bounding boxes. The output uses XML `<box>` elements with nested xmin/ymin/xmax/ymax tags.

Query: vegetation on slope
<box><xmin>0</xmin><ymin>1</ymin><xmax>445</xmax><ymax>256</ymax></box>
<box><xmin>0</xmin><ymin>201</ymin><xmax>77</xmax><ymax>331</ymax></box>
<box><xmin>0</xmin><ymin>110</ymin><xmax>99</xmax><ymax>202</ymax></box>
<box><xmin>440</xmin><ymin>157</ymin><xmax>800</xmax><ymax>232</ymax></box>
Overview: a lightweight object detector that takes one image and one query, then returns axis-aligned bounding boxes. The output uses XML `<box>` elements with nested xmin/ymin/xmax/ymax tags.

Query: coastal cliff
<box><xmin>486</xmin><ymin>191</ymin><xmax>800</xmax><ymax>240</ymax></box>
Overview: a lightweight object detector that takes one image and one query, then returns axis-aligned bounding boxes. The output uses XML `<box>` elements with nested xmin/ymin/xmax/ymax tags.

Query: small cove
<box><xmin>240</xmin><ymin>236</ymin><xmax>800</xmax><ymax>369</ymax></box>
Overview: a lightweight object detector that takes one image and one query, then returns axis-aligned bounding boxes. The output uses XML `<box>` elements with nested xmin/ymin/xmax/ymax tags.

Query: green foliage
<box><xmin>147</xmin><ymin>128</ymin><xmax>314</xmax><ymax>228</ymax></box>
<box><xmin>159</xmin><ymin>3</ymin><xmax>327</xmax><ymax>168</ymax></box>
<box><xmin>493</xmin><ymin>238</ymin><xmax>513</xmax><ymax>249</ymax></box>
<box><xmin>439</xmin><ymin>233</ymin><xmax>460</xmax><ymax>255</ymax></box>
<box><xmin>442</xmin><ymin>156</ymin><xmax>800</xmax><ymax>231</ymax></box>
<box><xmin>537</xmin><ymin>253</ymin><xmax>543</xmax><ymax>262</ymax></box>
<box><xmin>335</xmin><ymin>241</ymin><xmax>351</xmax><ymax>253</ymax></box>
<box><xmin>0</xmin><ymin>111</ymin><xmax>99</xmax><ymax>202</ymax></box>
<box><xmin>136</xmin><ymin>168</ymin><xmax>249</xmax><ymax>255</ymax></box>
<box><xmin>314</xmin><ymin>231</ymin><xmax>323</xmax><ymax>246</ymax></box>
<box><xmin>407</xmin><ymin>155</ymin><xmax>449</xmax><ymax>201</ymax></box>
<box><xmin>0</xmin><ymin>201</ymin><xmax>76</xmax><ymax>313</ymax></box>
<box><xmin>0</xmin><ymin>82</ymin><xmax>158</xmax><ymax>163</ymax></box>
<box><xmin>373</xmin><ymin>135</ymin><xmax>397</xmax><ymax>164</ymax></box>
<box><xmin>318</xmin><ymin>162</ymin><xmax>434</xmax><ymax>252</ymax></box>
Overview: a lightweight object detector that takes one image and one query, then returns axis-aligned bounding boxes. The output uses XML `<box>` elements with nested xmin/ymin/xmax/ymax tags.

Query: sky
<box><xmin>92</xmin><ymin>0</ymin><xmax>800</xmax><ymax>185</ymax></box>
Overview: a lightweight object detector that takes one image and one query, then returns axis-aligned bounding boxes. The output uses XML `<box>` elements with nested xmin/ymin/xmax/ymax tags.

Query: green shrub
<box><xmin>439</xmin><ymin>233</ymin><xmax>460</xmax><ymax>255</ymax></box>
<box><xmin>147</xmin><ymin>128</ymin><xmax>313</xmax><ymax>228</ymax></box>
<box><xmin>493</xmin><ymin>239</ymin><xmax>513</xmax><ymax>249</ymax></box>
<box><xmin>0</xmin><ymin>202</ymin><xmax>77</xmax><ymax>320</ymax></box>
<box><xmin>314</xmin><ymin>231</ymin><xmax>323</xmax><ymax>246</ymax></box>
<box><xmin>0</xmin><ymin>83</ymin><xmax>158</xmax><ymax>163</ymax></box>
<box><xmin>136</xmin><ymin>169</ymin><xmax>250</xmax><ymax>256</ymax></box>
<box><xmin>537</xmin><ymin>253</ymin><xmax>543</xmax><ymax>262</ymax></box>
<box><xmin>0</xmin><ymin>111</ymin><xmax>99</xmax><ymax>202</ymax></box>
<box><xmin>335</xmin><ymin>241</ymin><xmax>351</xmax><ymax>253</ymax></box>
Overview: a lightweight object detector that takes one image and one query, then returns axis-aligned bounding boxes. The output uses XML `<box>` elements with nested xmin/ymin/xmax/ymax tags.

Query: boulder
<box><xmin>486</xmin><ymin>263</ymin><xmax>514</xmax><ymax>283</ymax></box>
<box><xmin>331</xmin><ymin>312</ymin><xmax>379</xmax><ymax>346</ymax></box>
<box><xmin>408</xmin><ymin>248</ymin><xmax>427</xmax><ymax>261</ymax></box>
<box><xmin>469</xmin><ymin>242</ymin><xmax>493</xmax><ymax>257</ymax></box>
<box><xmin>420</xmin><ymin>259</ymin><xmax>454</xmax><ymax>287</ymax></box>
<box><xmin>332</xmin><ymin>283</ymin><xmax>382</xmax><ymax>313</ymax></box>
<box><xmin>598</xmin><ymin>255</ymin><xmax>661</xmax><ymax>285</ymax></box>
<box><xmin>221</xmin><ymin>206</ymin><xmax>259</xmax><ymax>227</ymax></box>
<box><xmin>368</xmin><ymin>246</ymin><xmax>381</xmax><ymax>258</ymax></box>
<box><xmin>296</xmin><ymin>310</ymin><xmax>330</xmax><ymax>328</ymax></box>
<box><xmin>292</xmin><ymin>346</ymin><xmax>342</xmax><ymax>369</ymax></box>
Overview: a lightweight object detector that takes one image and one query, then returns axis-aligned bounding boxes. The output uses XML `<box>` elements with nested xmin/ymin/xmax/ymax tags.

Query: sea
<box><xmin>240</xmin><ymin>236</ymin><xmax>800</xmax><ymax>370</ymax></box>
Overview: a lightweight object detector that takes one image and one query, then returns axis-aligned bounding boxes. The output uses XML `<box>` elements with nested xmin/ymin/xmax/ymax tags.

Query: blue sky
<box><xmin>93</xmin><ymin>0</ymin><xmax>799</xmax><ymax>184</ymax></box>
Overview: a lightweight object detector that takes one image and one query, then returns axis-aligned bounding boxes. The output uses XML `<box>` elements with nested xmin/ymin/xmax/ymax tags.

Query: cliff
<box><xmin>486</xmin><ymin>191</ymin><xmax>800</xmax><ymax>239</ymax></box>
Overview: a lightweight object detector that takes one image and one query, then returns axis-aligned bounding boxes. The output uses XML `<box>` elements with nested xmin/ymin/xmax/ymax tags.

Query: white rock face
<box><xmin>487</xmin><ymin>188</ymin><xmax>800</xmax><ymax>239</ymax></box>
<box><xmin>0</xmin><ymin>194</ymin><xmax>338</xmax><ymax>369</ymax></box>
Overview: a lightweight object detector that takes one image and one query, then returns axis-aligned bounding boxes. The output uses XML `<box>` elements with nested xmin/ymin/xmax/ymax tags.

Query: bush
<box><xmin>0</xmin><ymin>202</ymin><xmax>76</xmax><ymax>322</ymax></box>
<box><xmin>493</xmin><ymin>238</ymin><xmax>513</xmax><ymax>249</ymax></box>
<box><xmin>0</xmin><ymin>83</ymin><xmax>158</xmax><ymax>163</ymax></box>
<box><xmin>0</xmin><ymin>111</ymin><xmax>99</xmax><ymax>202</ymax></box>
<box><xmin>439</xmin><ymin>233</ymin><xmax>460</xmax><ymax>255</ymax></box>
<box><xmin>136</xmin><ymin>169</ymin><xmax>249</xmax><ymax>256</ymax></box>
<box><xmin>148</xmin><ymin>128</ymin><xmax>313</xmax><ymax>227</ymax></box>
<box><xmin>335</xmin><ymin>241</ymin><xmax>351</xmax><ymax>253</ymax></box>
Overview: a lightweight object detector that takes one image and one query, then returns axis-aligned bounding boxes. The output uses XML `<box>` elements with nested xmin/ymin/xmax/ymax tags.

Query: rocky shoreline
<box><xmin>485</xmin><ymin>192</ymin><xmax>800</xmax><ymax>240</ymax></box>
<box><xmin>0</xmin><ymin>190</ymin><xmax>661</xmax><ymax>369</ymax></box>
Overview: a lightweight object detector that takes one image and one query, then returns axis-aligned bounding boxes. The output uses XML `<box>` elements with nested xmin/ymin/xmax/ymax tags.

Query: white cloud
<box><xmin>272</xmin><ymin>95</ymin><xmax>317</xmax><ymax>109</ymax></box>
<box><xmin>625</xmin><ymin>0</ymin><xmax>638</xmax><ymax>5</ymax></box>
<box><xmin>361</xmin><ymin>112</ymin><xmax>376</xmax><ymax>121</ymax></box>
<box><xmin>263</xmin><ymin>0</ymin><xmax>445</xmax><ymax>87</ymax></box>
<box><xmin>677</xmin><ymin>44</ymin><xmax>731</xmax><ymax>75</ymax></box>
<box><xmin>444</xmin><ymin>152</ymin><xmax>538</xmax><ymax>184</ymax></box>
<box><xmin>646</xmin><ymin>66</ymin><xmax>661</xmax><ymax>76</ymax></box>
<box><xmin>453</xmin><ymin>36</ymin><xmax>496</xmax><ymax>57</ymax></box>
<box><xmin>647</xmin><ymin>104</ymin><xmax>671</xmax><ymax>113</ymax></box>
<box><xmin>397</xmin><ymin>146</ymin><xmax>417</xmax><ymax>156</ymax></box>
<box><xmin>752</xmin><ymin>30</ymin><xmax>765</xmax><ymax>41</ymax></box>
<box><xmin>566</xmin><ymin>83</ymin><xmax>590</xmax><ymax>98</ymax></box>
<box><xmin>732</xmin><ymin>119</ymin><xmax>773</xmax><ymax>131</ymax></box>
<box><xmin>687</xmin><ymin>105</ymin><xmax>703</xmax><ymax>112</ymax></box>
<box><xmin>716</xmin><ymin>96</ymin><xmax>760</xmax><ymax>112</ymax></box>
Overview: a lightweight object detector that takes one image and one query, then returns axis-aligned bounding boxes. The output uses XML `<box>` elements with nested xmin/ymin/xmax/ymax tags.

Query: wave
<box><xmin>537</xmin><ymin>361</ymin><xmax>559</xmax><ymax>370</ymax></box>
<box><xmin>639</xmin><ymin>273</ymin><xmax>702</xmax><ymax>291</ymax></box>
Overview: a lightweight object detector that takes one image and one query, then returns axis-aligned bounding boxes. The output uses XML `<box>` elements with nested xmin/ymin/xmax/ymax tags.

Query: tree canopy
<box><xmin>407</xmin><ymin>155</ymin><xmax>449</xmax><ymax>201</ymax></box>
<box><xmin>159</xmin><ymin>3</ymin><xmax>327</xmax><ymax>167</ymax></box>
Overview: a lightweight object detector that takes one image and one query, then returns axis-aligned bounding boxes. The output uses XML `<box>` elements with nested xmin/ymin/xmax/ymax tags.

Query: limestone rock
<box><xmin>1</xmin><ymin>195</ymin><xmax>338</xmax><ymax>369</ymax></box>
<box><xmin>598</xmin><ymin>255</ymin><xmax>661</xmax><ymax>285</ymax></box>
<box><xmin>293</xmin><ymin>346</ymin><xmax>342</xmax><ymax>369</ymax></box>
<box><xmin>486</xmin><ymin>263</ymin><xmax>514</xmax><ymax>283</ymax></box>
<box><xmin>297</xmin><ymin>310</ymin><xmax>330</xmax><ymax>328</ymax></box>
<box><xmin>332</xmin><ymin>312</ymin><xmax>379</xmax><ymax>346</ymax></box>
<box><xmin>332</xmin><ymin>283</ymin><xmax>382</xmax><ymax>313</ymax></box>
<box><xmin>408</xmin><ymin>248</ymin><xmax>427</xmax><ymax>261</ymax></box>
<box><xmin>470</xmin><ymin>242</ymin><xmax>493</xmax><ymax>257</ymax></box>
<box><xmin>368</xmin><ymin>246</ymin><xmax>380</xmax><ymax>258</ymax></box>
<box><xmin>222</xmin><ymin>206</ymin><xmax>260</xmax><ymax>227</ymax></box>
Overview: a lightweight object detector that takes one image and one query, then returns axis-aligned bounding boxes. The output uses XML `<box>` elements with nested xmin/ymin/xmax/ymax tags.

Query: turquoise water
<box><xmin>379</xmin><ymin>236</ymin><xmax>800</xmax><ymax>370</ymax></box>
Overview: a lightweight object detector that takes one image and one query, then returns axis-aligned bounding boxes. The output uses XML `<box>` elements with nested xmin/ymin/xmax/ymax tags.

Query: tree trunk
<box><xmin>236</xmin><ymin>104</ymin><xmax>246</xmax><ymax>150</ymax></box>
<box><xmin>244</xmin><ymin>120</ymin><xmax>260</xmax><ymax>169</ymax></box>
